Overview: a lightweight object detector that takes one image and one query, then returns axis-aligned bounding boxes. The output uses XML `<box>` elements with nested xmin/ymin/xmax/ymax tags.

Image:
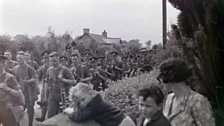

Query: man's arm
<box><xmin>1</xmin><ymin>76</ymin><xmax>25</xmax><ymax>105</ymax></box>
<box><xmin>69</xmin><ymin>106</ymin><xmax>94</xmax><ymax>122</ymax></box>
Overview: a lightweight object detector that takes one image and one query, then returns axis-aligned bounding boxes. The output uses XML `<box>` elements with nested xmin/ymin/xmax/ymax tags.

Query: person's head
<box><xmin>60</xmin><ymin>56</ymin><xmax>68</xmax><ymax>67</ymax></box>
<box><xmin>71</xmin><ymin>53</ymin><xmax>80</xmax><ymax>65</ymax></box>
<box><xmin>111</xmin><ymin>51</ymin><xmax>118</xmax><ymax>58</ymax></box>
<box><xmin>16</xmin><ymin>51</ymin><xmax>25</xmax><ymax>65</ymax></box>
<box><xmin>69</xmin><ymin>83</ymin><xmax>95</xmax><ymax>108</ymax></box>
<box><xmin>49</xmin><ymin>52</ymin><xmax>60</xmax><ymax>67</ymax></box>
<box><xmin>24</xmin><ymin>52</ymin><xmax>31</xmax><ymax>62</ymax></box>
<box><xmin>0</xmin><ymin>54</ymin><xmax>7</xmax><ymax>72</ymax></box>
<box><xmin>80</xmin><ymin>57</ymin><xmax>88</xmax><ymax>66</ymax></box>
<box><xmin>157</xmin><ymin>58</ymin><xmax>193</xmax><ymax>91</ymax></box>
<box><xmin>138</xmin><ymin>85</ymin><xmax>164</xmax><ymax>119</ymax></box>
<box><xmin>41</xmin><ymin>51</ymin><xmax>50</xmax><ymax>65</ymax></box>
<box><xmin>4</xmin><ymin>50</ymin><xmax>12</xmax><ymax>60</ymax></box>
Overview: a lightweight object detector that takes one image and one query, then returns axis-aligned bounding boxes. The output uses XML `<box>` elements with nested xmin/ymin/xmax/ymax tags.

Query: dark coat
<box><xmin>137</xmin><ymin>111</ymin><xmax>171</xmax><ymax>126</ymax></box>
<box><xmin>69</xmin><ymin>94</ymin><xmax>126</xmax><ymax>126</ymax></box>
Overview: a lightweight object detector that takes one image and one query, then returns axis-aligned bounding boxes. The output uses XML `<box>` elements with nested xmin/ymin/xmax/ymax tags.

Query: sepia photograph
<box><xmin>0</xmin><ymin>0</ymin><xmax>224</xmax><ymax>126</ymax></box>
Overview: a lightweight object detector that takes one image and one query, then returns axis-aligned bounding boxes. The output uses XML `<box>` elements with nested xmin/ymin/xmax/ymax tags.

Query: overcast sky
<box><xmin>0</xmin><ymin>0</ymin><xmax>179</xmax><ymax>45</ymax></box>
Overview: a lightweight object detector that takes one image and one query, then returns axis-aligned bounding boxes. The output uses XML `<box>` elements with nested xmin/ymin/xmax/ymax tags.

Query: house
<box><xmin>75</xmin><ymin>29</ymin><xmax>127</xmax><ymax>54</ymax></box>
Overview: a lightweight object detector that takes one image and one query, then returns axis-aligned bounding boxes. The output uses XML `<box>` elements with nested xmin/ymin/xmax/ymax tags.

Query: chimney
<box><xmin>102</xmin><ymin>30</ymin><xmax>107</xmax><ymax>38</ymax></box>
<box><xmin>83</xmin><ymin>28</ymin><xmax>90</xmax><ymax>35</ymax></box>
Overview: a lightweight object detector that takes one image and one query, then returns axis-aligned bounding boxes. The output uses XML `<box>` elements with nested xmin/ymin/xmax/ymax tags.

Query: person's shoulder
<box><xmin>190</xmin><ymin>90</ymin><xmax>210</xmax><ymax>105</ymax></box>
<box><xmin>11</xmin><ymin>60</ymin><xmax>18</xmax><ymax>64</ymax></box>
<box><xmin>166</xmin><ymin>92</ymin><xmax>175</xmax><ymax>99</ymax></box>
<box><xmin>61</xmin><ymin>65</ymin><xmax>72</xmax><ymax>73</ymax></box>
<box><xmin>13</xmin><ymin>64</ymin><xmax>19</xmax><ymax>69</ymax></box>
<box><xmin>26</xmin><ymin>63</ymin><xmax>36</xmax><ymax>70</ymax></box>
<box><xmin>5</xmin><ymin>72</ymin><xmax>14</xmax><ymax>79</ymax></box>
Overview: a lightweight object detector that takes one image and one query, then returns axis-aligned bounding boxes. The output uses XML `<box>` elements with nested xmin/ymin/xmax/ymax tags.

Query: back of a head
<box><xmin>69</xmin><ymin>83</ymin><xmax>93</xmax><ymax>101</ymax></box>
<box><xmin>158</xmin><ymin>58</ymin><xmax>193</xmax><ymax>84</ymax></box>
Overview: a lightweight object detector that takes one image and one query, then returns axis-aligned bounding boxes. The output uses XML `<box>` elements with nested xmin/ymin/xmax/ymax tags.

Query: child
<box><xmin>137</xmin><ymin>85</ymin><xmax>171</xmax><ymax>126</ymax></box>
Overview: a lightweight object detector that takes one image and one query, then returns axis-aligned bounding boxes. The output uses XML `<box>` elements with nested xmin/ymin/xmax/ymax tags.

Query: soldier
<box><xmin>46</xmin><ymin>52</ymin><xmax>74</xmax><ymax>118</ymax></box>
<box><xmin>13</xmin><ymin>51</ymin><xmax>39</xmax><ymax>126</ymax></box>
<box><xmin>111</xmin><ymin>51</ymin><xmax>123</xmax><ymax>81</ymax></box>
<box><xmin>76</xmin><ymin>57</ymin><xmax>93</xmax><ymax>84</ymax></box>
<box><xmin>35</xmin><ymin>50</ymin><xmax>51</xmax><ymax>122</ymax></box>
<box><xmin>4</xmin><ymin>50</ymin><xmax>18</xmax><ymax>74</ymax></box>
<box><xmin>91</xmin><ymin>56</ymin><xmax>109</xmax><ymax>91</ymax></box>
<box><xmin>24</xmin><ymin>52</ymin><xmax>39</xmax><ymax>71</ymax></box>
<box><xmin>60</xmin><ymin>56</ymin><xmax>70</xmax><ymax>68</ymax></box>
<box><xmin>0</xmin><ymin>54</ymin><xmax>26</xmax><ymax>126</ymax></box>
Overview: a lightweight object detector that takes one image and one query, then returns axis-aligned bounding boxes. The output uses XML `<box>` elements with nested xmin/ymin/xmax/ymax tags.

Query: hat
<box><xmin>71</xmin><ymin>41</ymin><xmax>76</xmax><ymax>47</ymax></box>
<box><xmin>110</xmin><ymin>51</ymin><xmax>118</xmax><ymax>55</ymax></box>
<box><xmin>49</xmin><ymin>52</ymin><xmax>58</xmax><ymax>57</ymax></box>
<box><xmin>41</xmin><ymin>50</ymin><xmax>51</xmax><ymax>57</ymax></box>
<box><xmin>84</xmin><ymin>51</ymin><xmax>92</xmax><ymax>56</ymax></box>
<box><xmin>98</xmin><ymin>55</ymin><xmax>105</xmax><ymax>59</ymax></box>
<box><xmin>17</xmin><ymin>51</ymin><xmax>25</xmax><ymax>55</ymax></box>
<box><xmin>60</xmin><ymin>56</ymin><xmax>68</xmax><ymax>61</ymax></box>
<box><xmin>71</xmin><ymin>49</ymin><xmax>80</xmax><ymax>57</ymax></box>
<box><xmin>122</xmin><ymin>56</ymin><xmax>127</xmax><ymax>60</ymax></box>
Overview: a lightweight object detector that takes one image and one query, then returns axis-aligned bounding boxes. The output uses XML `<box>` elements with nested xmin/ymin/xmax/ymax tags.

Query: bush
<box><xmin>101</xmin><ymin>70</ymin><xmax>162</xmax><ymax>122</ymax></box>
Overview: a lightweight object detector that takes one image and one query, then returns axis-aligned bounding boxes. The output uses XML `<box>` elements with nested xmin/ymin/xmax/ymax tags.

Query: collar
<box><xmin>150</xmin><ymin>111</ymin><xmax>163</xmax><ymax>121</ymax></box>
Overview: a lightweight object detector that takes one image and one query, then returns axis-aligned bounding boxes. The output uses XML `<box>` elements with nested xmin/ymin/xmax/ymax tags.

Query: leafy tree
<box><xmin>146</xmin><ymin>40</ymin><xmax>152</xmax><ymax>49</ymax></box>
<box><xmin>168</xmin><ymin>0</ymin><xmax>224</xmax><ymax>125</ymax></box>
<box><xmin>127</xmin><ymin>39</ymin><xmax>142</xmax><ymax>53</ymax></box>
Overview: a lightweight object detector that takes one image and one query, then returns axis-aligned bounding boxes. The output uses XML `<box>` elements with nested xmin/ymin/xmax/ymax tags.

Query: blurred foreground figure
<box><xmin>64</xmin><ymin>82</ymin><xmax>136</xmax><ymax>126</ymax></box>
<box><xmin>0</xmin><ymin>54</ymin><xmax>27</xmax><ymax>126</ymax></box>
<box><xmin>158</xmin><ymin>58</ymin><xmax>215</xmax><ymax>126</ymax></box>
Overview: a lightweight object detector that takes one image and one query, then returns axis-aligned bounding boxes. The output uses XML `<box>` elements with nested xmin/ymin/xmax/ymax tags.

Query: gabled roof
<box><xmin>89</xmin><ymin>33</ymin><xmax>106</xmax><ymax>43</ymax></box>
<box><xmin>78</xmin><ymin>32</ymin><xmax>122</xmax><ymax>45</ymax></box>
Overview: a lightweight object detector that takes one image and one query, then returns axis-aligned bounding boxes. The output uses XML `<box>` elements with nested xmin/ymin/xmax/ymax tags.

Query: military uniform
<box><xmin>36</xmin><ymin>64</ymin><xmax>49</xmax><ymax>121</ymax></box>
<box><xmin>5</xmin><ymin>60</ymin><xmax>18</xmax><ymax>74</ymax></box>
<box><xmin>46</xmin><ymin>65</ymin><xmax>74</xmax><ymax>118</ymax></box>
<box><xmin>0</xmin><ymin>54</ymin><xmax>25</xmax><ymax>126</ymax></box>
<box><xmin>13</xmin><ymin>63</ymin><xmax>38</xmax><ymax>126</ymax></box>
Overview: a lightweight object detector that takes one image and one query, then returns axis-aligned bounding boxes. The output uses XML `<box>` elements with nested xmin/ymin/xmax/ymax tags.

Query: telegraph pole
<box><xmin>162</xmin><ymin>0</ymin><xmax>167</xmax><ymax>49</ymax></box>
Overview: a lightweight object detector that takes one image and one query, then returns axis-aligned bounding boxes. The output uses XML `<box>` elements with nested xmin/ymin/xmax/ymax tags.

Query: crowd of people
<box><xmin>0</xmin><ymin>49</ymin><xmax>215</xmax><ymax>126</ymax></box>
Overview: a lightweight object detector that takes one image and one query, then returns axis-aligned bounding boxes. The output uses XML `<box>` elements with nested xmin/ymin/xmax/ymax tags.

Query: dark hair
<box><xmin>158</xmin><ymin>58</ymin><xmax>193</xmax><ymax>84</ymax></box>
<box><xmin>138</xmin><ymin>85</ymin><xmax>164</xmax><ymax>105</ymax></box>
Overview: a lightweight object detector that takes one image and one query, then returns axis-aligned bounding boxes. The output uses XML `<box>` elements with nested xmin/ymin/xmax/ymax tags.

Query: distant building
<box><xmin>75</xmin><ymin>29</ymin><xmax>127</xmax><ymax>54</ymax></box>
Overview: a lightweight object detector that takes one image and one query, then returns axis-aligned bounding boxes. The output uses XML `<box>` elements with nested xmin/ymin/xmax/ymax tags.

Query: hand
<box><xmin>20</xmin><ymin>79</ymin><xmax>27</xmax><ymax>86</ymax></box>
<box><xmin>58</xmin><ymin>72</ymin><xmax>63</xmax><ymax>80</ymax></box>
<box><xmin>63</xmin><ymin>107</ymin><xmax>74</xmax><ymax>115</ymax></box>
<box><xmin>0</xmin><ymin>83</ymin><xmax>10</xmax><ymax>92</ymax></box>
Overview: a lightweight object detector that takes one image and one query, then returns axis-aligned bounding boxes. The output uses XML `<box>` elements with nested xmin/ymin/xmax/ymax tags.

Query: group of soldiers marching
<box><xmin>0</xmin><ymin>49</ymin><xmax>153</xmax><ymax>126</ymax></box>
